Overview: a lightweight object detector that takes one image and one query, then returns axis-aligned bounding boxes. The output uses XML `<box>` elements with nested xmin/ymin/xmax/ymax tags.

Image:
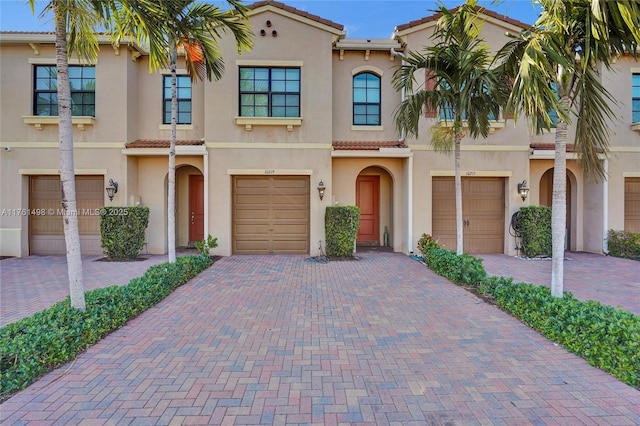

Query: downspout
<box><xmin>602</xmin><ymin>158</ymin><xmax>608</xmax><ymax>254</ymax></box>
<box><xmin>391</xmin><ymin>46</ymin><xmax>413</xmax><ymax>253</ymax></box>
<box><xmin>204</xmin><ymin>149</ymin><xmax>209</xmax><ymax>239</ymax></box>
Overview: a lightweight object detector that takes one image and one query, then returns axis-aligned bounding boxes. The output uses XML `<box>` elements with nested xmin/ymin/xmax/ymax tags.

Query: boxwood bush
<box><xmin>607</xmin><ymin>230</ymin><xmax>640</xmax><ymax>260</ymax></box>
<box><xmin>0</xmin><ymin>255</ymin><xmax>212</xmax><ymax>400</ymax></box>
<box><xmin>100</xmin><ymin>206</ymin><xmax>150</xmax><ymax>259</ymax></box>
<box><xmin>515</xmin><ymin>206</ymin><xmax>552</xmax><ymax>258</ymax></box>
<box><xmin>325</xmin><ymin>205</ymin><xmax>360</xmax><ymax>257</ymax></box>
<box><xmin>424</xmin><ymin>248</ymin><xmax>487</xmax><ymax>286</ymax></box>
<box><xmin>420</xmin><ymin>245</ymin><xmax>640</xmax><ymax>389</ymax></box>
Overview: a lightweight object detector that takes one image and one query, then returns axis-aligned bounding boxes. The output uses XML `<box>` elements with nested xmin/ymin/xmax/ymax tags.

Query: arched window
<box><xmin>353</xmin><ymin>72</ymin><xmax>381</xmax><ymax>125</ymax></box>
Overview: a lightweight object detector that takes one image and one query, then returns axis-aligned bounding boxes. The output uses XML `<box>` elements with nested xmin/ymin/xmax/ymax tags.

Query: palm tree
<box><xmin>393</xmin><ymin>0</ymin><xmax>510</xmax><ymax>255</ymax></box>
<box><xmin>27</xmin><ymin>0</ymin><xmax>110</xmax><ymax>310</ymax></box>
<box><xmin>499</xmin><ymin>0</ymin><xmax>640</xmax><ymax>297</ymax></box>
<box><xmin>111</xmin><ymin>0</ymin><xmax>253</xmax><ymax>262</ymax></box>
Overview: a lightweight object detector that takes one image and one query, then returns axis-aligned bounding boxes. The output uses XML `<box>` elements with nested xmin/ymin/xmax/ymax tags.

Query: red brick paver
<box><xmin>480</xmin><ymin>252</ymin><xmax>640</xmax><ymax>315</ymax></box>
<box><xmin>0</xmin><ymin>253</ymin><xmax>193</xmax><ymax>327</ymax></box>
<box><xmin>2</xmin><ymin>253</ymin><xmax>638</xmax><ymax>424</ymax></box>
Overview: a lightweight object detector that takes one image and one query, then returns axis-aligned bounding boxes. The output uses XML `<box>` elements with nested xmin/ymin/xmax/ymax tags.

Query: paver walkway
<box><xmin>0</xmin><ymin>255</ymin><xmax>171</xmax><ymax>327</ymax></box>
<box><xmin>2</xmin><ymin>253</ymin><xmax>639</xmax><ymax>425</ymax></box>
<box><xmin>480</xmin><ymin>252</ymin><xmax>640</xmax><ymax>315</ymax></box>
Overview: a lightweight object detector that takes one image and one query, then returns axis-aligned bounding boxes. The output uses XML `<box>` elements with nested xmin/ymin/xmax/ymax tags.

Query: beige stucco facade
<box><xmin>1</xmin><ymin>1</ymin><xmax>638</xmax><ymax>258</ymax></box>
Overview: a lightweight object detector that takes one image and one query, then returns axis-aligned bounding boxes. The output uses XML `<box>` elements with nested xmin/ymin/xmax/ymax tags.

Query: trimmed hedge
<box><xmin>424</xmin><ymin>248</ymin><xmax>487</xmax><ymax>286</ymax></box>
<box><xmin>515</xmin><ymin>206</ymin><xmax>552</xmax><ymax>258</ymax></box>
<box><xmin>325</xmin><ymin>205</ymin><xmax>360</xmax><ymax>257</ymax></box>
<box><xmin>0</xmin><ymin>255</ymin><xmax>212</xmax><ymax>399</ymax></box>
<box><xmin>607</xmin><ymin>230</ymin><xmax>640</xmax><ymax>260</ymax></box>
<box><xmin>420</xmin><ymin>246</ymin><xmax>640</xmax><ymax>389</ymax></box>
<box><xmin>100</xmin><ymin>206</ymin><xmax>150</xmax><ymax>259</ymax></box>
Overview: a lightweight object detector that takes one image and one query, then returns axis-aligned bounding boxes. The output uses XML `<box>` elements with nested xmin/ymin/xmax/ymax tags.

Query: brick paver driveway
<box><xmin>2</xmin><ymin>253</ymin><xmax>639</xmax><ymax>424</ymax></box>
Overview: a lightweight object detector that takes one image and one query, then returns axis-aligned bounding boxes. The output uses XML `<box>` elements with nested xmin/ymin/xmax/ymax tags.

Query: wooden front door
<box><xmin>189</xmin><ymin>175</ymin><xmax>205</xmax><ymax>243</ymax></box>
<box><xmin>356</xmin><ymin>175</ymin><xmax>380</xmax><ymax>244</ymax></box>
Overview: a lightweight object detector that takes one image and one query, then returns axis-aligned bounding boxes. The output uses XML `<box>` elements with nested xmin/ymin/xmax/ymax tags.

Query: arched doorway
<box><xmin>539</xmin><ymin>168</ymin><xmax>575</xmax><ymax>250</ymax></box>
<box><xmin>356</xmin><ymin>166</ymin><xmax>393</xmax><ymax>247</ymax></box>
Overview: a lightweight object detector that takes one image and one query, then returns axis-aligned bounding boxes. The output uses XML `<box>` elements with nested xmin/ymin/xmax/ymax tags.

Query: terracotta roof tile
<box><xmin>125</xmin><ymin>139</ymin><xmax>204</xmax><ymax>149</ymax></box>
<box><xmin>395</xmin><ymin>6</ymin><xmax>530</xmax><ymax>32</ymax></box>
<box><xmin>333</xmin><ymin>140</ymin><xmax>408</xmax><ymax>150</ymax></box>
<box><xmin>530</xmin><ymin>143</ymin><xmax>578</xmax><ymax>152</ymax></box>
<box><xmin>246</xmin><ymin>1</ymin><xmax>344</xmax><ymax>31</ymax></box>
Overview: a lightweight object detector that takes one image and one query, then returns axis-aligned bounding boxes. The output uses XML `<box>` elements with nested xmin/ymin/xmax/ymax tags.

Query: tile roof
<box><xmin>246</xmin><ymin>1</ymin><xmax>344</xmax><ymax>31</ymax></box>
<box><xmin>395</xmin><ymin>6</ymin><xmax>530</xmax><ymax>32</ymax></box>
<box><xmin>333</xmin><ymin>140</ymin><xmax>408</xmax><ymax>150</ymax></box>
<box><xmin>125</xmin><ymin>140</ymin><xmax>204</xmax><ymax>149</ymax></box>
<box><xmin>530</xmin><ymin>143</ymin><xmax>578</xmax><ymax>152</ymax></box>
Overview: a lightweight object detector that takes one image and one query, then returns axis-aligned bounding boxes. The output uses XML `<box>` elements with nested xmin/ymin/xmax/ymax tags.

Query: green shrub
<box><xmin>194</xmin><ymin>234</ymin><xmax>218</xmax><ymax>257</ymax></box>
<box><xmin>515</xmin><ymin>206</ymin><xmax>552</xmax><ymax>258</ymax></box>
<box><xmin>325</xmin><ymin>205</ymin><xmax>360</xmax><ymax>257</ymax></box>
<box><xmin>418</xmin><ymin>239</ymin><xmax>639</xmax><ymax>389</ymax></box>
<box><xmin>100</xmin><ymin>206</ymin><xmax>150</xmax><ymax>259</ymax></box>
<box><xmin>424</xmin><ymin>248</ymin><xmax>487</xmax><ymax>286</ymax></box>
<box><xmin>607</xmin><ymin>230</ymin><xmax>640</xmax><ymax>260</ymax></box>
<box><xmin>491</xmin><ymin>281</ymin><xmax>640</xmax><ymax>389</ymax></box>
<box><xmin>417</xmin><ymin>233</ymin><xmax>440</xmax><ymax>257</ymax></box>
<box><xmin>0</xmin><ymin>255</ymin><xmax>211</xmax><ymax>399</ymax></box>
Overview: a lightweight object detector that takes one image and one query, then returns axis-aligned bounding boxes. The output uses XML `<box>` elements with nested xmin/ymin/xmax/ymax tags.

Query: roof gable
<box><xmin>395</xmin><ymin>5</ymin><xmax>530</xmax><ymax>36</ymax></box>
<box><xmin>246</xmin><ymin>1</ymin><xmax>344</xmax><ymax>35</ymax></box>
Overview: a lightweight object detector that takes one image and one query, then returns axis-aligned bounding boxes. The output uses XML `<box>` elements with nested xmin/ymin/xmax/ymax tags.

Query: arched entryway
<box><xmin>539</xmin><ymin>168</ymin><xmax>576</xmax><ymax>250</ymax></box>
<box><xmin>356</xmin><ymin>166</ymin><xmax>393</xmax><ymax>247</ymax></box>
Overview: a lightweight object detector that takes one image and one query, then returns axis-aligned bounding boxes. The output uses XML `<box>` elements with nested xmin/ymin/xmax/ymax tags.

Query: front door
<box><xmin>189</xmin><ymin>175</ymin><xmax>204</xmax><ymax>243</ymax></box>
<box><xmin>356</xmin><ymin>175</ymin><xmax>380</xmax><ymax>245</ymax></box>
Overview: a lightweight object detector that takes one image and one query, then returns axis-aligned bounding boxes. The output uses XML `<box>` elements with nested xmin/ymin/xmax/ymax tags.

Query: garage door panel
<box><xmin>432</xmin><ymin>177</ymin><xmax>504</xmax><ymax>254</ymax></box>
<box><xmin>233</xmin><ymin>176</ymin><xmax>309</xmax><ymax>254</ymax></box>
<box><xmin>236</xmin><ymin>209</ymin><xmax>270</xmax><ymax>220</ymax></box>
<box><xmin>30</xmin><ymin>176</ymin><xmax>103</xmax><ymax>255</ymax></box>
<box><xmin>625</xmin><ymin>177</ymin><xmax>640</xmax><ymax>232</ymax></box>
<box><xmin>273</xmin><ymin>224</ymin><xmax>307</xmax><ymax>234</ymax></box>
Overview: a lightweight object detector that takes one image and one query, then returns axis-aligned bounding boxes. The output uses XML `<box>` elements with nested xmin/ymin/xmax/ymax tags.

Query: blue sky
<box><xmin>0</xmin><ymin>0</ymin><xmax>541</xmax><ymax>38</ymax></box>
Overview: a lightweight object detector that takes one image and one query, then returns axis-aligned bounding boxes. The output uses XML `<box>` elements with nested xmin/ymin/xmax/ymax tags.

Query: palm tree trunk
<box><xmin>551</xmin><ymin>95</ymin><xmax>570</xmax><ymax>298</ymax></box>
<box><xmin>54</xmin><ymin>2</ymin><xmax>85</xmax><ymax>310</ymax></box>
<box><xmin>454</xmin><ymin>132</ymin><xmax>463</xmax><ymax>255</ymax></box>
<box><xmin>168</xmin><ymin>45</ymin><xmax>178</xmax><ymax>263</ymax></box>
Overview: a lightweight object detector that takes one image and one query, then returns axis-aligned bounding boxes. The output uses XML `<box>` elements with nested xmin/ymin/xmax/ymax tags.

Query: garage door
<box><xmin>625</xmin><ymin>177</ymin><xmax>640</xmax><ymax>232</ymax></box>
<box><xmin>30</xmin><ymin>176</ymin><xmax>104</xmax><ymax>255</ymax></box>
<box><xmin>233</xmin><ymin>176</ymin><xmax>310</xmax><ymax>254</ymax></box>
<box><xmin>432</xmin><ymin>177</ymin><xmax>505</xmax><ymax>254</ymax></box>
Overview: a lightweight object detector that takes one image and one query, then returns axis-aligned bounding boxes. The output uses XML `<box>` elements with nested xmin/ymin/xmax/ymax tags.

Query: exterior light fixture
<box><xmin>317</xmin><ymin>180</ymin><xmax>326</xmax><ymax>201</ymax></box>
<box><xmin>106</xmin><ymin>179</ymin><xmax>118</xmax><ymax>201</ymax></box>
<box><xmin>517</xmin><ymin>180</ymin><xmax>529</xmax><ymax>201</ymax></box>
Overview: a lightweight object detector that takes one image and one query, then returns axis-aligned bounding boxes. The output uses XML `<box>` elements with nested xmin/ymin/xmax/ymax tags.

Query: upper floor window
<box><xmin>163</xmin><ymin>75</ymin><xmax>192</xmax><ymax>124</ymax></box>
<box><xmin>34</xmin><ymin>65</ymin><xmax>95</xmax><ymax>116</ymax></box>
<box><xmin>633</xmin><ymin>73</ymin><xmax>640</xmax><ymax>123</ymax></box>
<box><xmin>239</xmin><ymin>67</ymin><xmax>300</xmax><ymax>117</ymax></box>
<box><xmin>353</xmin><ymin>72</ymin><xmax>380</xmax><ymax>125</ymax></box>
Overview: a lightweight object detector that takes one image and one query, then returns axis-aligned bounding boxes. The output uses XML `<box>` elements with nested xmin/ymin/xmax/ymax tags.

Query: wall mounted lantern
<box><xmin>106</xmin><ymin>179</ymin><xmax>118</xmax><ymax>201</ymax></box>
<box><xmin>317</xmin><ymin>180</ymin><xmax>326</xmax><ymax>201</ymax></box>
<box><xmin>517</xmin><ymin>180</ymin><xmax>529</xmax><ymax>201</ymax></box>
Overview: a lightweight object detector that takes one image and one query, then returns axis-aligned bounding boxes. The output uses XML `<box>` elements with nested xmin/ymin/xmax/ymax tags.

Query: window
<box><xmin>239</xmin><ymin>67</ymin><xmax>300</xmax><ymax>117</ymax></box>
<box><xmin>353</xmin><ymin>72</ymin><xmax>380</xmax><ymax>125</ymax></box>
<box><xmin>633</xmin><ymin>74</ymin><xmax>640</xmax><ymax>123</ymax></box>
<box><xmin>163</xmin><ymin>75</ymin><xmax>192</xmax><ymax>124</ymax></box>
<box><xmin>34</xmin><ymin>65</ymin><xmax>95</xmax><ymax>116</ymax></box>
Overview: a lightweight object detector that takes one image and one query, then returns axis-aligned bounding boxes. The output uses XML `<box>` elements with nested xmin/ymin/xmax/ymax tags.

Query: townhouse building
<box><xmin>1</xmin><ymin>0</ymin><xmax>638</xmax><ymax>258</ymax></box>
